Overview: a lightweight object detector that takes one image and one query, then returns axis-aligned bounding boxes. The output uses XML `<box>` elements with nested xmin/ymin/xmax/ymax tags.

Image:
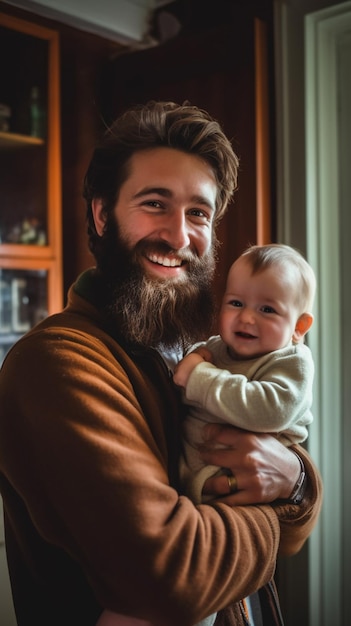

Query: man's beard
<box><xmin>94</xmin><ymin>217</ymin><xmax>218</xmax><ymax>353</ymax></box>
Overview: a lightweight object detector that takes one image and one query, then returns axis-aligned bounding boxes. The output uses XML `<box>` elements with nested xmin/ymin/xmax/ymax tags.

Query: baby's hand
<box><xmin>192</xmin><ymin>346</ymin><xmax>213</xmax><ymax>363</ymax></box>
<box><xmin>173</xmin><ymin>348</ymin><xmax>213</xmax><ymax>388</ymax></box>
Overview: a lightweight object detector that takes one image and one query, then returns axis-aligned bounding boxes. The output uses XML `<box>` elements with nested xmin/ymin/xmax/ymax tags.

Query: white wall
<box><xmin>2</xmin><ymin>0</ymin><xmax>157</xmax><ymax>43</ymax></box>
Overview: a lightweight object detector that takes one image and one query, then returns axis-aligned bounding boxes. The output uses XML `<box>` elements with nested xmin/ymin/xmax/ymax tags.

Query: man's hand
<box><xmin>199</xmin><ymin>424</ymin><xmax>301</xmax><ymax>505</ymax></box>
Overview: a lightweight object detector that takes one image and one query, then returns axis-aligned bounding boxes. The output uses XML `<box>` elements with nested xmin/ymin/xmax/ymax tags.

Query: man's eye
<box><xmin>146</xmin><ymin>200</ymin><xmax>162</xmax><ymax>208</ymax></box>
<box><xmin>189</xmin><ymin>209</ymin><xmax>211</xmax><ymax>222</ymax></box>
<box><xmin>190</xmin><ymin>209</ymin><xmax>205</xmax><ymax>216</ymax></box>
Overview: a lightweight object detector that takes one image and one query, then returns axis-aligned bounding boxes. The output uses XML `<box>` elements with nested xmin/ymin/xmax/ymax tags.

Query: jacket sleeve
<box><xmin>273</xmin><ymin>443</ymin><xmax>323</xmax><ymax>557</ymax></box>
<box><xmin>0</xmin><ymin>324</ymin><xmax>321</xmax><ymax>626</ymax></box>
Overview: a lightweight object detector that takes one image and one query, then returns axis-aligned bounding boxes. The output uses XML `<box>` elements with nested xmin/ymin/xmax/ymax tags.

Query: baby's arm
<box><xmin>173</xmin><ymin>347</ymin><xmax>213</xmax><ymax>388</ymax></box>
<box><xmin>179</xmin><ymin>347</ymin><xmax>314</xmax><ymax>442</ymax></box>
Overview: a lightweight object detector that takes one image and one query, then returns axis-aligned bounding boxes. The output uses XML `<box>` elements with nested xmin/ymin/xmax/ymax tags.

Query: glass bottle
<box><xmin>29</xmin><ymin>86</ymin><xmax>46</xmax><ymax>138</ymax></box>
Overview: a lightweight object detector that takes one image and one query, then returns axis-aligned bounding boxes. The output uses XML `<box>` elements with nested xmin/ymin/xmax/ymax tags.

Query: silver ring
<box><xmin>227</xmin><ymin>474</ymin><xmax>238</xmax><ymax>494</ymax></box>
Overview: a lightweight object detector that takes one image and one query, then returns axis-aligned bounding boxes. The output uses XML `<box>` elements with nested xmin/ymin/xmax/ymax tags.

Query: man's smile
<box><xmin>146</xmin><ymin>252</ymin><xmax>184</xmax><ymax>267</ymax></box>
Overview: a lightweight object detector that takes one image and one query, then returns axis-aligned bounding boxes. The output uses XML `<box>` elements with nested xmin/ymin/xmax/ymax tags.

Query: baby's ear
<box><xmin>292</xmin><ymin>313</ymin><xmax>314</xmax><ymax>343</ymax></box>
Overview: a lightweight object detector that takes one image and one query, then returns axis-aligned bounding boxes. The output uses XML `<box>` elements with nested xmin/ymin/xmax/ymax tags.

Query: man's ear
<box><xmin>91</xmin><ymin>198</ymin><xmax>106</xmax><ymax>236</ymax></box>
<box><xmin>292</xmin><ymin>312</ymin><xmax>314</xmax><ymax>343</ymax></box>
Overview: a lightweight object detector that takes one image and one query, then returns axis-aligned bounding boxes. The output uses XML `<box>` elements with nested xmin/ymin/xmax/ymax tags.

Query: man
<box><xmin>0</xmin><ymin>101</ymin><xmax>322</xmax><ymax>626</ymax></box>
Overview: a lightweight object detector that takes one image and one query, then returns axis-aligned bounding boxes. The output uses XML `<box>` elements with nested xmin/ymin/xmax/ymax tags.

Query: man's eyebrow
<box><xmin>191</xmin><ymin>195</ymin><xmax>216</xmax><ymax>212</ymax></box>
<box><xmin>133</xmin><ymin>186</ymin><xmax>172</xmax><ymax>199</ymax></box>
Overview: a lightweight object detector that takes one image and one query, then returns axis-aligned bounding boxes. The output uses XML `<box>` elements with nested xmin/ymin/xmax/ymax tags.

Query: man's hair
<box><xmin>240</xmin><ymin>243</ymin><xmax>316</xmax><ymax>313</ymax></box>
<box><xmin>83</xmin><ymin>100</ymin><xmax>239</xmax><ymax>256</ymax></box>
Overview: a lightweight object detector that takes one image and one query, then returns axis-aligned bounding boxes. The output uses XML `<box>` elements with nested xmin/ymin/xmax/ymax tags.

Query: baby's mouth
<box><xmin>236</xmin><ymin>331</ymin><xmax>257</xmax><ymax>339</ymax></box>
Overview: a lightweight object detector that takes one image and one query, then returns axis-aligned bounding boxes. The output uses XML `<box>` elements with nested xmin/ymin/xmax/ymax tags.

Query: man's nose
<box><xmin>158</xmin><ymin>211</ymin><xmax>191</xmax><ymax>250</ymax></box>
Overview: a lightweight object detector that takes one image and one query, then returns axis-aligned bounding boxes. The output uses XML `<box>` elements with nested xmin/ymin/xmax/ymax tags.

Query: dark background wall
<box><xmin>0</xmin><ymin>0</ymin><xmax>276</xmax><ymax>309</ymax></box>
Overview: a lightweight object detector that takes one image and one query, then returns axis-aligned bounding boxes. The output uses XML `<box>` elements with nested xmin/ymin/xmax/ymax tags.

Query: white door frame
<box><xmin>306</xmin><ymin>3</ymin><xmax>351</xmax><ymax>625</ymax></box>
<box><xmin>275</xmin><ymin>1</ymin><xmax>351</xmax><ymax>624</ymax></box>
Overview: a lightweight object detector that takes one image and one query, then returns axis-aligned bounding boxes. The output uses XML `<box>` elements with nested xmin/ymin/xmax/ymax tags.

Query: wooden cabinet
<box><xmin>0</xmin><ymin>13</ymin><xmax>62</xmax><ymax>364</ymax></box>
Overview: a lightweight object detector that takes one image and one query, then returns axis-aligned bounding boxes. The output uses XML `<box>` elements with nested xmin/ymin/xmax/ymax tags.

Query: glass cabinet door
<box><xmin>0</xmin><ymin>12</ymin><xmax>61</xmax><ymax>626</ymax></box>
<box><xmin>0</xmin><ymin>12</ymin><xmax>62</xmax><ymax>367</ymax></box>
<box><xmin>0</xmin><ymin>268</ymin><xmax>48</xmax><ymax>365</ymax></box>
<box><xmin>0</xmin><ymin>24</ymin><xmax>49</xmax><ymax>247</ymax></box>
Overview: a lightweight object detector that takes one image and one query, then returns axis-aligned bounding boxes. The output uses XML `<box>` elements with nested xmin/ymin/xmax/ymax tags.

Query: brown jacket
<box><xmin>0</xmin><ymin>270</ymin><xmax>323</xmax><ymax>626</ymax></box>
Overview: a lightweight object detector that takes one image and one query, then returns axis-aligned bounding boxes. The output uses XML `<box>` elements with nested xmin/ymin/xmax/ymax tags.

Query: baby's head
<box><xmin>240</xmin><ymin>244</ymin><xmax>316</xmax><ymax>314</ymax></box>
<box><xmin>219</xmin><ymin>244</ymin><xmax>316</xmax><ymax>359</ymax></box>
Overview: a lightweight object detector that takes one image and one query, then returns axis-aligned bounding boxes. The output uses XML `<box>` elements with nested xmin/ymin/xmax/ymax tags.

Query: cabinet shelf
<box><xmin>0</xmin><ymin>130</ymin><xmax>44</xmax><ymax>149</ymax></box>
<box><xmin>0</xmin><ymin>243</ymin><xmax>50</xmax><ymax>259</ymax></box>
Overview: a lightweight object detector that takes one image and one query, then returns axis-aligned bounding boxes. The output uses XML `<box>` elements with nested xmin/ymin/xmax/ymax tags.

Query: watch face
<box><xmin>287</xmin><ymin>452</ymin><xmax>307</xmax><ymax>504</ymax></box>
<box><xmin>291</xmin><ymin>470</ymin><xmax>306</xmax><ymax>504</ymax></box>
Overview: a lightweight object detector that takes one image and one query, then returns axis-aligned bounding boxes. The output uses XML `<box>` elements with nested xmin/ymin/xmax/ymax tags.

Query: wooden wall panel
<box><xmin>0</xmin><ymin>0</ymin><xmax>275</xmax><ymax>306</ymax></box>
<box><xmin>101</xmin><ymin>3</ymin><xmax>275</xmax><ymax>308</ymax></box>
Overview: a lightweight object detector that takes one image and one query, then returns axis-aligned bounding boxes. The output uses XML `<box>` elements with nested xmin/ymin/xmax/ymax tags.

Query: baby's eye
<box><xmin>229</xmin><ymin>300</ymin><xmax>242</xmax><ymax>308</ymax></box>
<box><xmin>261</xmin><ymin>305</ymin><xmax>276</xmax><ymax>314</ymax></box>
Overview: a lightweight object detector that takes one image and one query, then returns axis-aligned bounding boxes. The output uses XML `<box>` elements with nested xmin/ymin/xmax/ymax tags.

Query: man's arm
<box><xmin>199</xmin><ymin>424</ymin><xmax>323</xmax><ymax>556</ymax></box>
<box><xmin>0</xmin><ymin>326</ymin><xmax>322</xmax><ymax>625</ymax></box>
<box><xmin>0</xmin><ymin>327</ymin><xmax>284</xmax><ymax>626</ymax></box>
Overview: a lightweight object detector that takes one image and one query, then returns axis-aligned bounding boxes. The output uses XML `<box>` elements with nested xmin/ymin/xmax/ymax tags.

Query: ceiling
<box><xmin>2</xmin><ymin>0</ymin><xmax>174</xmax><ymax>45</ymax></box>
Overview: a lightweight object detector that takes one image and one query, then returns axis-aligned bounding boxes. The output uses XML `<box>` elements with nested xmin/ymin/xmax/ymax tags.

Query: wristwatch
<box><xmin>287</xmin><ymin>452</ymin><xmax>307</xmax><ymax>504</ymax></box>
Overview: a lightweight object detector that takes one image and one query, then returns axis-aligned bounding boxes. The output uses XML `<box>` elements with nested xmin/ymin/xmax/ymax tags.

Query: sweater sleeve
<box><xmin>0</xmin><ymin>324</ymin><xmax>280</xmax><ymax>626</ymax></box>
<box><xmin>0</xmin><ymin>324</ymin><xmax>321</xmax><ymax>626</ymax></box>
<box><xmin>184</xmin><ymin>346</ymin><xmax>314</xmax><ymax>443</ymax></box>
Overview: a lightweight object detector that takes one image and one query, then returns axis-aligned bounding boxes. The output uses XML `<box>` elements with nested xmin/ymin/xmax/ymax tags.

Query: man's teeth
<box><xmin>148</xmin><ymin>254</ymin><xmax>182</xmax><ymax>267</ymax></box>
